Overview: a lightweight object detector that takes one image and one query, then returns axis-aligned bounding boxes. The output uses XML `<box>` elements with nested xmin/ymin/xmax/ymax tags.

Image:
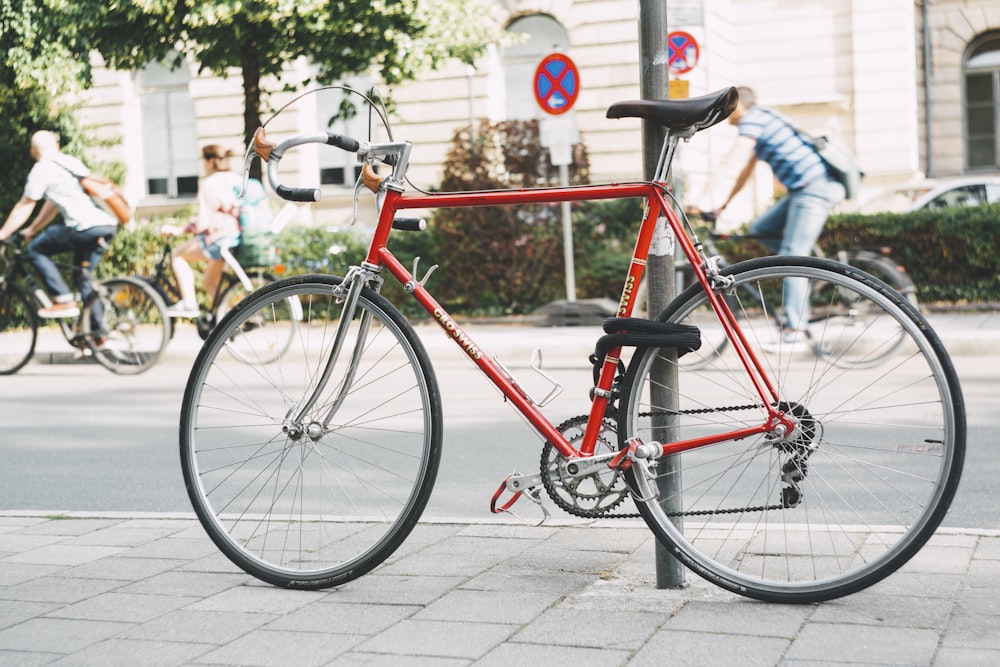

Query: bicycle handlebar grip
<box><xmin>275</xmin><ymin>185</ymin><xmax>321</xmax><ymax>202</ymax></box>
<box><xmin>325</xmin><ymin>133</ymin><xmax>361</xmax><ymax>153</ymax></box>
<box><xmin>392</xmin><ymin>217</ymin><xmax>426</xmax><ymax>232</ymax></box>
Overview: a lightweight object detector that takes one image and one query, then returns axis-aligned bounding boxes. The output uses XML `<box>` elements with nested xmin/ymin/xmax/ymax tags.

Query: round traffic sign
<box><xmin>534</xmin><ymin>53</ymin><xmax>580</xmax><ymax>115</ymax></box>
<box><xmin>667</xmin><ymin>31</ymin><xmax>699</xmax><ymax>75</ymax></box>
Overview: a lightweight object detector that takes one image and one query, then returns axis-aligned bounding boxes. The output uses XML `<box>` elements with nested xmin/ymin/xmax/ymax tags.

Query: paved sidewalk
<box><xmin>0</xmin><ymin>513</ymin><xmax>998</xmax><ymax>666</ymax></box>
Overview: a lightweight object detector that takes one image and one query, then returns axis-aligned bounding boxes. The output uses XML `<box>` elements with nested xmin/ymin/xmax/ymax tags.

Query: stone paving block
<box><xmin>942</xmin><ymin>608</ymin><xmax>1000</xmax><ymax>650</ymax></box>
<box><xmin>477</xmin><ymin>641</ymin><xmax>631</xmax><ymax>666</ymax></box>
<box><xmin>354</xmin><ymin>618</ymin><xmax>517</xmax><ymax>660</ymax></box>
<box><xmin>117</xmin><ymin>537</ymin><xmax>219</xmax><ymax>561</ymax></box>
<box><xmin>0</xmin><ymin>649</ymin><xmax>58</xmax><ymax>666</ymax></box>
<box><xmin>0</xmin><ymin>561</ymin><xmax>64</xmax><ymax>587</ymax></box>
<box><xmin>0</xmin><ymin>617</ymin><xmax>132</xmax><ymax>653</ymax></box>
<box><xmin>71</xmin><ymin>526</ymin><xmax>186</xmax><ymax>548</ymax></box>
<box><xmin>540</xmin><ymin>525</ymin><xmax>650</xmax><ymax>554</ymax></box>
<box><xmin>177</xmin><ymin>549</ymin><xmax>249</xmax><ymax>576</ymax></box>
<box><xmin>45</xmin><ymin>637</ymin><xmax>211</xmax><ymax>667</ymax></box>
<box><xmin>62</xmin><ymin>556</ymin><xmax>187</xmax><ymax>582</ymax></box>
<box><xmin>0</xmin><ymin>533</ymin><xmax>70</xmax><ymax>554</ymax></box>
<box><xmin>0</xmin><ymin>574</ymin><xmax>127</xmax><ymax>604</ymax></box>
<box><xmin>513</xmin><ymin>607</ymin><xmax>667</xmax><ymax>651</ymax></box>
<box><xmin>459</xmin><ymin>564</ymin><xmax>593</xmax><ymax>596</ymax></box>
<box><xmin>13</xmin><ymin>518</ymin><xmax>122</xmax><ymax>536</ymax></box>
<box><xmin>326</xmin><ymin>652</ymin><xmax>470</xmax><ymax>666</ymax></box>
<box><xmin>331</xmin><ymin>574</ymin><xmax>465</xmax><ymax>605</ymax></box>
<box><xmin>973</xmin><ymin>536</ymin><xmax>1000</xmax><ymax>560</ymax></box>
<box><xmin>0</xmin><ymin>599</ymin><xmax>60</xmax><ymax>630</ymax></box>
<box><xmin>965</xmin><ymin>558</ymin><xmax>1000</xmax><ymax>588</ymax></box>
<box><xmin>186</xmin><ymin>584</ymin><xmax>326</xmax><ymax>615</ymax></box>
<box><xmin>265</xmin><ymin>600</ymin><xmax>421</xmax><ymax>635</ymax></box>
<box><xmin>121</xmin><ymin>609</ymin><xmax>275</xmax><ymax>645</ymax></box>
<box><xmin>933</xmin><ymin>646</ymin><xmax>1000</xmax><ymax>666</ymax></box>
<box><xmin>953</xmin><ymin>586</ymin><xmax>1000</xmax><ymax>616</ymax></box>
<box><xmin>45</xmin><ymin>591</ymin><xmax>196</xmax><ymax>623</ymax></box>
<box><xmin>661</xmin><ymin>599</ymin><xmax>810</xmax><ymax>638</ymax></box>
<box><xmin>2</xmin><ymin>543</ymin><xmax>124</xmax><ymax>566</ymax></box>
<box><xmin>117</xmin><ymin>570</ymin><xmax>244</xmax><ymax>598</ymax></box>
<box><xmin>377</xmin><ymin>535</ymin><xmax>535</xmax><ymax>577</ymax></box>
<box><xmin>899</xmin><ymin>543</ymin><xmax>975</xmax><ymax>574</ymax></box>
<box><xmin>0</xmin><ymin>517</ymin><xmax>49</xmax><ymax>530</ymax></box>
<box><xmin>456</xmin><ymin>523</ymin><xmax>560</xmax><ymax>541</ymax></box>
<box><xmin>194</xmin><ymin>628</ymin><xmax>365</xmax><ymax>667</ymax></box>
<box><xmin>868</xmin><ymin>571</ymin><xmax>964</xmax><ymax>598</ymax></box>
<box><xmin>809</xmin><ymin>591</ymin><xmax>953</xmax><ymax>628</ymax></box>
<box><xmin>556</xmin><ymin>574</ymin><xmax>690</xmax><ymax>614</ymax></box>
<box><xmin>629</xmin><ymin>630</ymin><xmax>788</xmax><ymax>667</ymax></box>
<box><xmin>415</xmin><ymin>588</ymin><xmax>560</xmax><ymax>624</ymax></box>
<box><xmin>784</xmin><ymin>623</ymin><xmax>940</xmax><ymax>664</ymax></box>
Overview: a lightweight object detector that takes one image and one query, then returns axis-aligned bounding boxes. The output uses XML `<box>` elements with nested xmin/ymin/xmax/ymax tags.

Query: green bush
<box><xmin>823</xmin><ymin>205</ymin><xmax>1000</xmax><ymax>304</ymax></box>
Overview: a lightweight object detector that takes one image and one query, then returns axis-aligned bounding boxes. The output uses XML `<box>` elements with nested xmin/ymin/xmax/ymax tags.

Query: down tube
<box><xmin>376</xmin><ymin>248</ymin><xmax>576</xmax><ymax>457</ymax></box>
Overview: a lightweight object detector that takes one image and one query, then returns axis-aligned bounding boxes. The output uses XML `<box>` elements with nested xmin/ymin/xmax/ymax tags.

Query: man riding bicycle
<box><xmin>0</xmin><ymin>130</ymin><xmax>118</xmax><ymax>325</ymax></box>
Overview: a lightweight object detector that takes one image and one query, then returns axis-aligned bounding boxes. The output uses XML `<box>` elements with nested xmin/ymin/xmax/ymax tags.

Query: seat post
<box><xmin>653</xmin><ymin>128</ymin><xmax>695</xmax><ymax>183</ymax></box>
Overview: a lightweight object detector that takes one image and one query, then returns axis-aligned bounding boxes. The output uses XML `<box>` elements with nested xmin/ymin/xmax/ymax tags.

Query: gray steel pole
<box><xmin>638</xmin><ymin>0</ymin><xmax>685</xmax><ymax>590</ymax></box>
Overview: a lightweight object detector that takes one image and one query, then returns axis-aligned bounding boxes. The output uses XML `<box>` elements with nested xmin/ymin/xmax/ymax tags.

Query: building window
<box><xmin>136</xmin><ymin>60</ymin><xmax>198</xmax><ymax>197</ymax></box>
<box><xmin>315</xmin><ymin>79</ymin><xmax>374</xmax><ymax>187</ymax></box>
<box><xmin>503</xmin><ymin>14</ymin><xmax>571</xmax><ymax>120</ymax></box>
<box><xmin>964</xmin><ymin>33</ymin><xmax>1000</xmax><ymax>170</ymax></box>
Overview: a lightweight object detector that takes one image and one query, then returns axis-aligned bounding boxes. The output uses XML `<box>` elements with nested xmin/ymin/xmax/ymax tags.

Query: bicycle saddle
<box><xmin>606</xmin><ymin>87</ymin><xmax>738</xmax><ymax>133</ymax></box>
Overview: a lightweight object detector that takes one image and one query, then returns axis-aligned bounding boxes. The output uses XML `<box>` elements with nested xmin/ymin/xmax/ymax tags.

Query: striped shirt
<box><xmin>739</xmin><ymin>106</ymin><xmax>827</xmax><ymax>190</ymax></box>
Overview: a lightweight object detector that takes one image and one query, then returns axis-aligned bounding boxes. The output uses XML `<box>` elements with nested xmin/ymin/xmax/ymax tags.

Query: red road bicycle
<box><xmin>179</xmin><ymin>87</ymin><xmax>965</xmax><ymax>603</ymax></box>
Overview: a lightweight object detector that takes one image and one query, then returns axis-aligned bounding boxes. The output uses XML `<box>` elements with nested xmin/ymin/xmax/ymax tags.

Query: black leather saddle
<box><xmin>607</xmin><ymin>87</ymin><xmax>739</xmax><ymax>133</ymax></box>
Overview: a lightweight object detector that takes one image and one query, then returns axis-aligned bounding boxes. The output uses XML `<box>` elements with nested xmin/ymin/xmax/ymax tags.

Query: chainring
<box><xmin>540</xmin><ymin>415</ymin><xmax>635</xmax><ymax>519</ymax></box>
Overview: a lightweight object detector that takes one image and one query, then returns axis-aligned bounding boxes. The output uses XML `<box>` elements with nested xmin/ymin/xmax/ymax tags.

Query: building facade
<box><xmin>79</xmin><ymin>0</ymin><xmax>1000</xmax><ymax>227</ymax></box>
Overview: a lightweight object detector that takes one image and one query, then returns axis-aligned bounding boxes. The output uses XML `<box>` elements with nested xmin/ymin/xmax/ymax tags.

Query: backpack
<box><xmin>53</xmin><ymin>159</ymin><xmax>132</xmax><ymax>224</ymax></box>
<box><xmin>233</xmin><ymin>178</ymin><xmax>275</xmax><ymax>266</ymax></box>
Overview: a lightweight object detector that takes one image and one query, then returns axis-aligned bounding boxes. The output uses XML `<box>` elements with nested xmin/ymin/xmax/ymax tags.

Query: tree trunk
<box><xmin>240</xmin><ymin>41</ymin><xmax>263</xmax><ymax>181</ymax></box>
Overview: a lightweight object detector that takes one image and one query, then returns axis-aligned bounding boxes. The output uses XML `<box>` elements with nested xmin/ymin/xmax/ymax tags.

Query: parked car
<box><xmin>849</xmin><ymin>176</ymin><xmax>1000</xmax><ymax>214</ymax></box>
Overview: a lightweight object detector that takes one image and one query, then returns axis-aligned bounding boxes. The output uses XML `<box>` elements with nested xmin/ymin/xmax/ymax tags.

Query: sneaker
<box><xmin>166</xmin><ymin>302</ymin><xmax>200</xmax><ymax>318</ymax></box>
<box><xmin>761</xmin><ymin>329</ymin><xmax>811</xmax><ymax>354</ymax></box>
<box><xmin>38</xmin><ymin>301</ymin><xmax>80</xmax><ymax>318</ymax></box>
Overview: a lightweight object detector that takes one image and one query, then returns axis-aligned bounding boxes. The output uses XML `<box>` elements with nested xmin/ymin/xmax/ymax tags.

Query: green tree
<box><xmin>64</xmin><ymin>0</ymin><xmax>503</xmax><ymax>152</ymax></box>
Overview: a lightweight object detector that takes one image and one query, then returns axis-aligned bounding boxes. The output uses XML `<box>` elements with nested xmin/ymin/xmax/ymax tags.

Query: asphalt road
<box><xmin>1</xmin><ymin>320</ymin><xmax>996</xmax><ymax>530</ymax></box>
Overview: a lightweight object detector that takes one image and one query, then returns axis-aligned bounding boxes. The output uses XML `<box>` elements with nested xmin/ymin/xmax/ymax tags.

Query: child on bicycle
<box><xmin>159</xmin><ymin>145</ymin><xmax>242</xmax><ymax>317</ymax></box>
<box><xmin>0</xmin><ymin>130</ymin><xmax>118</xmax><ymax>322</ymax></box>
<box><xmin>713</xmin><ymin>86</ymin><xmax>846</xmax><ymax>349</ymax></box>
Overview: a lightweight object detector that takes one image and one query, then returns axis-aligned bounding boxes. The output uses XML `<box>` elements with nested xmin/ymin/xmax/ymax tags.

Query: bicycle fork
<box><xmin>282</xmin><ymin>265</ymin><xmax>376</xmax><ymax>439</ymax></box>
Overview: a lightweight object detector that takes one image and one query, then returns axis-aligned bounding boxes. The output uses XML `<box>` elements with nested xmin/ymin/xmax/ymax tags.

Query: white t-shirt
<box><xmin>23</xmin><ymin>154</ymin><xmax>116</xmax><ymax>231</ymax></box>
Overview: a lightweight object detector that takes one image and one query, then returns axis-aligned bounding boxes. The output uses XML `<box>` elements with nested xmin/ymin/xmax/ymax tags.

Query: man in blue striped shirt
<box><xmin>716</xmin><ymin>86</ymin><xmax>845</xmax><ymax>350</ymax></box>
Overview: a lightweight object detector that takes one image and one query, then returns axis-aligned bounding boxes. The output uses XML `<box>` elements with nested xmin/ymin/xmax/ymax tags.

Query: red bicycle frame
<box><xmin>362</xmin><ymin>180</ymin><xmax>792</xmax><ymax>461</ymax></box>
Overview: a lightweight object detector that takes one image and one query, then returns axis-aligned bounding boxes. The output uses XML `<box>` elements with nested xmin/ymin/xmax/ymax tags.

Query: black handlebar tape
<box><xmin>392</xmin><ymin>218</ymin><xmax>426</xmax><ymax>232</ymax></box>
<box><xmin>326</xmin><ymin>133</ymin><xmax>361</xmax><ymax>153</ymax></box>
<box><xmin>276</xmin><ymin>185</ymin><xmax>321</xmax><ymax>202</ymax></box>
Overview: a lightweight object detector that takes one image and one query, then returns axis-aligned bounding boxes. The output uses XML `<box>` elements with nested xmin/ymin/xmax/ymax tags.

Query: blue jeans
<box><xmin>749</xmin><ymin>177</ymin><xmax>846</xmax><ymax>331</ymax></box>
<box><xmin>26</xmin><ymin>224</ymin><xmax>118</xmax><ymax>330</ymax></box>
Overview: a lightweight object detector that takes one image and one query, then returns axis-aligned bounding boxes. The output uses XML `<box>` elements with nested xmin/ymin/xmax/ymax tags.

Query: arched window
<box><xmin>964</xmin><ymin>32</ymin><xmax>1000</xmax><ymax>170</ymax></box>
<box><xmin>503</xmin><ymin>14</ymin><xmax>571</xmax><ymax>120</ymax></box>
<box><xmin>135</xmin><ymin>59</ymin><xmax>198</xmax><ymax>197</ymax></box>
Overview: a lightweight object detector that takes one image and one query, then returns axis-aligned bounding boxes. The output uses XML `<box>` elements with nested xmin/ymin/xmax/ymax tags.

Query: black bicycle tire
<box><xmin>620</xmin><ymin>255</ymin><xmax>966</xmax><ymax>603</ymax></box>
<box><xmin>180</xmin><ymin>274</ymin><xmax>443</xmax><ymax>589</ymax></box>
<box><xmin>847</xmin><ymin>252</ymin><xmax>919</xmax><ymax>307</ymax></box>
<box><xmin>0</xmin><ymin>283</ymin><xmax>38</xmax><ymax>375</ymax></box>
<box><xmin>85</xmin><ymin>276</ymin><xmax>171</xmax><ymax>375</ymax></box>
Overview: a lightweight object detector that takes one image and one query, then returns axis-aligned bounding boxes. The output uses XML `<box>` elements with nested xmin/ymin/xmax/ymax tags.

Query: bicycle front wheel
<box><xmin>181</xmin><ymin>274</ymin><xmax>443</xmax><ymax>589</ymax></box>
<box><xmin>85</xmin><ymin>277</ymin><xmax>171</xmax><ymax>375</ymax></box>
<box><xmin>0</xmin><ymin>283</ymin><xmax>38</xmax><ymax>375</ymax></box>
<box><xmin>619</xmin><ymin>256</ymin><xmax>965</xmax><ymax>603</ymax></box>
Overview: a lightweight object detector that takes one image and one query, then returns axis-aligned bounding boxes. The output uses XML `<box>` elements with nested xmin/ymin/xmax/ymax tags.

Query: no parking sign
<box><xmin>667</xmin><ymin>31</ymin><xmax>699</xmax><ymax>75</ymax></box>
<box><xmin>534</xmin><ymin>53</ymin><xmax>580</xmax><ymax>115</ymax></box>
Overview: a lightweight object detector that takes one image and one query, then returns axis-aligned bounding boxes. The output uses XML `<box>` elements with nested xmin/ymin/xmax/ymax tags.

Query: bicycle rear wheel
<box><xmin>180</xmin><ymin>274</ymin><xmax>443</xmax><ymax>589</ymax></box>
<box><xmin>85</xmin><ymin>277</ymin><xmax>171</xmax><ymax>374</ymax></box>
<box><xmin>0</xmin><ymin>283</ymin><xmax>38</xmax><ymax>375</ymax></box>
<box><xmin>619</xmin><ymin>256</ymin><xmax>965</xmax><ymax>603</ymax></box>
